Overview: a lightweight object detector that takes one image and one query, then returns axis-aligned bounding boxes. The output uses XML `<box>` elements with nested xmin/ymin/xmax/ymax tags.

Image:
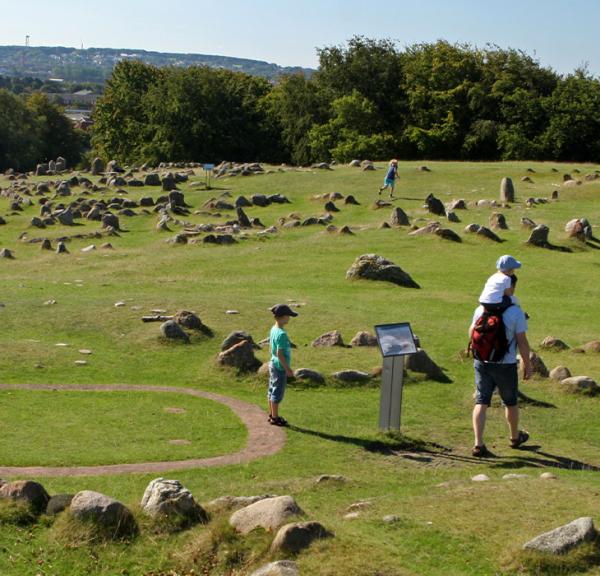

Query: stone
<box><xmin>0</xmin><ymin>248</ymin><xmax>15</xmax><ymax>259</ymax></box>
<box><xmin>324</xmin><ymin>201</ymin><xmax>339</xmax><ymax>212</ymax></box>
<box><xmin>383</xmin><ymin>515</ymin><xmax>401</xmax><ymax>524</ymax></box>
<box><xmin>70</xmin><ymin>490</ymin><xmax>138</xmax><ymax>538</ymax></box>
<box><xmin>144</xmin><ymin>173</ymin><xmax>161</xmax><ymax>186</ymax></box>
<box><xmin>251</xmin><ymin>194</ymin><xmax>270</xmax><ymax>207</ymax></box>
<box><xmin>540</xmin><ymin>337</ymin><xmax>570</xmax><ymax>351</ymax></box>
<box><xmin>46</xmin><ymin>494</ymin><xmax>74</xmax><ymax>515</ymax></box>
<box><xmin>519</xmin><ymin>351</ymin><xmax>549</xmax><ymax>378</ymax></box>
<box><xmin>160</xmin><ymin>320</ymin><xmax>190</xmax><ymax>343</ymax></box>
<box><xmin>173</xmin><ymin>310</ymin><xmax>212</xmax><ymax>336</ymax></box>
<box><xmin>161</xmin><ymin>173</ymin><xmax>177</xmax><ymax>191</ymax></box>
<box><xmin>168</xmin><ymin>190</ymin><xmax>187</xmax><ymax>207</ymax></box>
<box><xmin>344</xmin><ymin>512</ymin><xmax>361</xmax><ymax>520</ymax></box>
<box><xmin>502</xmin><ymin>474</ymin><xmax>530</xmax><ymax>480</ymax></box>
<box><xmin>81</xmin><ymin>244</ymin><xmax>96</xmax><ymax>253</ymax></box>
<box><xmin>435</xmin><ymin>227</ymin><xmax>462</xmax><ymax>243</ymax></box>
<box><xmin>521</xmin><ymin>217</ymin><xmax>537</xmax><ymax>229</ymax></box>
<box><xmin>250</xmin><ymin>561</ymin><xmax>299</xmax><ymax>576</ymax></box>
<box><xmin>221</xmin><ymin>331</ymin><xmax>259</xmax><ymax>351</ymax></box>
<box><xmin>0</xmin><ymin>480</ymin><xmax>50</xmax><ymax>513</ymax></box>
<box><xmin>229</xmin><ymin>496</ymin><xmax>303</xmax><ymax>534</ymax></box>
<box><xmin>350</xmin><ymin>331</ymin><xmax>378</xmax><ymax>347</ymax></box>
<box><xmin>218</xmin><ymin>340</ymin><xmax>262</xmax><ymax>372</ymax></box>
<box><xmin>425</xmin><ymin>193</ymin><xmax>446</xmax><ymax>216</ymax></box>
<box><xmin>56</xmin><ymin>207</ymin><xmax>75</xmax><ymax>226</ymax></box>
<box><xmin>236</xmin><ymin>206</ymin><xmax>252</xmax><ymax>228</ymax></box>
<box><xmin>332</xmin><ymin>370</ymin><xmax>371</xmax><ymax>383</ymax></box>
<box><xmin>447</xmin><ymin>211</ymin><xmax>460</xmax><ymax>223</ymax></box>
<box><xmin>527</xmin><ymin>225</ymin><xmax>550</xmax><ymax>247</ymax></box>
<box><xmin>141</xmin><ymin>478</ymin><xmax>207</xmax><ymax>523</ymax></box>
<box><xmin>30</xmin><ymin>216</ymin><xmax>45</xmax><ymax>229</ymax></box>
<box><xmin>56</xmin><ymin>241</ymin><xmax>69</xmax><ymax>254</ymax></box>
<box><xmin>339</xmin><ymin>225</ymin><xmax>353</xmax><ymax>235</ymax></box>
<box><xmin>289</xmin><ymin>368</ymin><xmax>325</xmax><ymax>386</ymax></box>
<box><xmin>523</xmin><ymin>517</ymin><xmax>596</xmax><ymax>555</ymax></box>
<box><xmin>489</xmin><ymin>213</ymin><xmax>508</xmax><ymax>230</ymax></box>
<box><xmin>390</xmin><ymin>206</ymin><xmax>410</xmax><ymax>226</ymax></box>
<box><xmin>582</xmin><ymin>340</ymin><xmax>600</xmax><ymax>353</ymax></box>
<box><xmin>471</xmin><ymin>474</ymin><xmax>490</xmax><ymax>482</ymax></box>
<box><xmin>349</xmin><ymin>159</ymin><xmax>361</xmax><ymax>167</ymax></box>
<box><xmin>346</xmin><ymin>254</ymin><xmax>420</xmax><ymax>289</ymax></box>
<box><xmin>312</xmin><ymin>330</ymin><xmax>345</xmax><ymax>347</ymax></box>
<box><xmin>448</xmin><ymin>199</ymin><xmax>467</xmax><ymax>211</ymax></box>
<box><xmin>102</xmin><ymin>213</ymin><xmax>120</xmax><ymax>230</ymax></box>
<box><xmin>235</xmin><ymin>195</ymin><xmax>252</xmax><ymax>207</ymax></box>
<box><xmin>55</xmin><ymin>156</ymin><xmax>66</xmax><ymax>171</ymax></box>
<box><xmin>74</xmin><ymin>360</ymin><xmax>88</xmax><ymax>366</ymax></box>
<box><xmin>315</xmin><ymin>474</ymin><xmax>346</xmax><ymax>484</ymax></box>
<box><xmin>206</xmin><ymin>495</ymin><xmax>275</xmax><ymax>513</ymax></box>
<box><xmin>552</xmin><ymin>190</ymin><xmax>559</xmax><ymax>200</ymax></box>
<box><xmin>540</xmin><ymin>472</ymin><xmax>558</xmax><ymax>480</ymax></box>
<box><xmin>550</xmin><ymin>366</ymin><xmax>572</xmax><ymax>381</ymax></box>
<box><xmin>405</xmin><ymin>349</ymin><xmax>451</xmax><ymax>383</ymax></box>
<box><xmin>345</xmin><ymin>195</ymin><xmax>360</xmax><ymax>205</ymax></box>
<box><xmin>271</xmin><ymin>521</ymin><xmax>332</xmax><ymax>553</ymax></box>
<box><xmin>91</xmin><ymin>157</ymin><xmax>104</xmax><ymax>175</ymax></box>
<box><xmin>559</xmin><ymin>376</ymin><xmax>599</xmax><ymax>395</ymax></box>
<box><xmin>565</xmin><ymin>218</ymin><xmax>592</xmax><ymax>241</ymax></box>
<box><xmin>36</xmin><ymin>163</ymin><xmax>48</xmax><ymax>176</ymax></box>
<box><xmin>500</xmin><ymin>177</ymin><xmax>515</xmax><ymax>203</ymax></box>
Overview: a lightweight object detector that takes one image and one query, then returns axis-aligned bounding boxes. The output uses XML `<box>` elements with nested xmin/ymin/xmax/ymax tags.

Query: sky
<box><xmin>2</xmin><ymin>0</ymin><xmax>599</xmax><ymax>75</ymax></box>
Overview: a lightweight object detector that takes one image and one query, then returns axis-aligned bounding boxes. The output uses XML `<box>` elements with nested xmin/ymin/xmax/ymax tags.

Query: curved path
<box><xmin>0</xmin><ymin>383</ymin><xmax>286</xmax><ymax>477</ymax></box>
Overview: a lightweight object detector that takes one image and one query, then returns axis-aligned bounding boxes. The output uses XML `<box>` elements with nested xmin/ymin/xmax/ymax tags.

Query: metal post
<box><xmin>379</xmin><ymin>355</ymin><xmax>404</xmax><ymax>431</ymax></box>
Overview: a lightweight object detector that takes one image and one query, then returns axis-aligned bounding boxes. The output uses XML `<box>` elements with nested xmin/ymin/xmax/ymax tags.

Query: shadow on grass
<box><xmin>289</xmin><ymin>426</ymin><xmax>600</xmax><ymax>472</ymax></box>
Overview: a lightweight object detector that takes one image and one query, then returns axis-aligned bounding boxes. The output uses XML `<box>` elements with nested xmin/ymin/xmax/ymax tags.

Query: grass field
<box><xmin>0</xmin><ymin>160</ymin><xmax>599</xmax><ymax>575</ymax></box>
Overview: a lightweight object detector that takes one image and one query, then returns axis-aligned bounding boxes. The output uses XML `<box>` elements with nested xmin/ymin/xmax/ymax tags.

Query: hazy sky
<box><xmin>3</xmin><ymin>0</ymin><xmax>599</xmax><ymax>75</ymax></box>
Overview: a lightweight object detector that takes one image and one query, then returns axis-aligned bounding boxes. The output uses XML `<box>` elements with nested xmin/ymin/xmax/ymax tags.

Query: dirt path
<box><xmin>0</xmin><ymin>383</ymin><xmax>286</xmax><ymax>477</ymax></box>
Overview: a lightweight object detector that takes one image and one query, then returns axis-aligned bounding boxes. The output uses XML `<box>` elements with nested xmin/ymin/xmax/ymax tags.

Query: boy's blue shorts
<box><xmin>384</xmin><ymin>178</ymin><xmax>395</xmax><ymax>187</ymax></box>
<box><xmin>268</xmin><ymin>362</ymin><xmax>287</xmax><ymax>403</ymax></box>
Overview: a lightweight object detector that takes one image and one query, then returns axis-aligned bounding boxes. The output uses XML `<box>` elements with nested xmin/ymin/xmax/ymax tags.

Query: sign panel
<box><xmin>374</xmin><ymin>322</ymin><xmax>417</xmax><ymax>357</ymax></box>
<box><xmin>203</xmin><ymin>163</ymin><xmax>215</xmax><ymax>171</ymax></box>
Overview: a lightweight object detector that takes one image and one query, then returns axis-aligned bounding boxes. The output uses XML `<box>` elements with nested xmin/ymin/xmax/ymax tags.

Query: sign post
<box><xmin>374</xmin><ymin>322</ymin><xmax>417</xmax><ymax>431</ymax></box>
<box><xmin>203</xmin><ymin>163</ymin><xmax>215</xmax><ymax>189</ymax></box>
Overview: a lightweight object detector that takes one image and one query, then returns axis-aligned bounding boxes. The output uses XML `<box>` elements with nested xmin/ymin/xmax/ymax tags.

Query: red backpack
<box><xmin>469</xmin><ymin>306</ymin><xmax>513</xmax><ymax>362</ymax></box>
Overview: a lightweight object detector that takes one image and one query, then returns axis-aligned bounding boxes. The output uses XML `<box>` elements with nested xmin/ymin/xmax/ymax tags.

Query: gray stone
<box><xmin>160</xmin><ymin>320</ymin><xmax>190</xmax><ymax>343</ymax></box>
<box><xmin>36</xmin><ymin>163</ymin><xmax>48</xmax><ymax>176</ymax></box>
<box><xmin>314</xmin><ymin>474</ymin><xmax>346</xmax><ymax>484</ymax></box>
<box><xmin>582</xmin><ymin>340</ymin><xmax>600</xmax><ymax>353</ymax></box>
<box><xmin>46</xmin><ymin>494</ymin><xmax>74</xmax><ymax>515</ymax></box>
<box><xmin>559</xmin><ymin>376</ymin><xmax>599</xmax><ymax>395</ymax></box>
<box><xmin>141</xmin><ymin>478</ymin><xmax>207</xmax><ymax>523</ymax></box>
<box><xmin>30</xmin><ymin>216</ymin><xmax>45</xmax><ymax>229</ymax></box>
<box><xmin>500</xmin><ymin>177</ymin><xmax>515</xmax><ymax>203</ymax></box>
<box><xmin>250</xmin><ymin>561</ymin><xmax>299</xmax><ymax>576</ymax></box>
<box><xmin>346</xmin><ymin>254</ymin><xmax>420</xmax><ymax>289</ymax></box>
<box><xmin>447</xmin><ymin>211</ymin><xmax>460</xmax><ymax>223</ymax></box>
<box><xmin>173</xmin><ymin>310</ymin><xmax>212</xmax><ymax>336</ymax></box>
<box><xmin>91</xmin><ymin>157</ymin><xmax>104</xmax><ymax>175</ymax></box>
<box><xmin>350</xmin><ymin>331</ymin><xmax>378</xmax><ymax>347</ymax></box>
<box><xmin>332</xmin><ymin>370</ymin><xmax>371</xmax><ymax>383</ymax></box>
<box><xmin>490</xmin><ymin>212</ymin><xmax>508</xmax><ymax>230</ymax></box>
<box><xmin>519</xmin><ymin>351</ymin><xmax>549</xmax><ymax>378</ymax></box>
<box><xmin>425</xmin><ymin>193</ymin><xmax>445</xmax><ymax>216</ymax></box>
<box><xmin>523</xmin><ymin>517</ymin><xmax>596</xmax><ymax>555</ymax></box>
<box><xmin>229</xmin><ymin>496</ymin><xmax>303</xmax><ymax>534</ymax></box>
<box><xmin>312</xmin><ymin>330</ymin><xmax>345</xmax><ymax>347</ymax></box>
<box><xmin>271</xmin><ymin>521</ymin><xmax>332</xmax><ymax>553</ymax></box>
<box><xmin>161</xmin><ymin>173</ymin><xmax>177</xmax><ymax>191</ymax></box>
<box><xmin>390</xmin><ymin>207</ymin><xmax>409</xmax><ymax>226</ymax></box>
<box><xmin>221</xmin><ymin>331</ymin><xmax>259</xmax><ymax>351</ymax></box>
<box><xmin>293</xmin><ymin>368</ymin><xmax>325</xmax><ymax>385</ymax></box>
<box><xmin>471</xmin><ymin>474</ymin><xmax>490</xmax><ymax>482</ymax></box>
<box><xmin>218</xmin><ymin>340</ymin><xmax>262</xmax><ymax>372</ymax></box>
<box><xmin>144</xmin><ymin>173</ymin><xmax>161</xmax><ymax>186</ymax></box>
<box><xmin>383</xmin><ymin>515</ymin><xmax>401</xmax><ymax>524</ymax></box>
<box><xmin>236</xmin><ymin>206</ymin><xmax>252</xmax><ymax>228</ymax></box>
<box><xmin>540</xmin><ymin>337</ymin><xmax>570</xmax><ymax>351</ymax></box>
<box><xmin>56</xmin><ymin>207</ymin><xmax>74</xmax><ymax>226</ymax></box>
<box><xmin>527</xmin><ymin>225</ymin><xmax>550</xmax><ymax>247</ymax></box>
<box><xmin>70</xmin><ymin>490</ymin><xmax>137</xmax><ymax>538</ymax></box>
<box><xmin>0</xmin><ymin>480</ymin><xmax>50</xmax><ymax>513</ymax></box>
<box><xmin>55</xmin><ymin>156</ymin><xmax>66</xmax><ymax>171</ymax></box>
<box><xmin>102</xmin><ymin>213</ymin><xmax>120</xmax><ymax>230</ymax></box>
<box><xmin>405</xmin><ymin>349</ymin><xmax>451</xmax><ymax>383</ymax></box>
<box><xmin>448</xmin><ymin>199</ymin><xmax>467</xmax><ymax>211</ymax></box>
<box><xmin>549</xmin><ymin>366</ymin><xmax>571</xmax><ymax>381</ymax></box>
<box><xmin>345</xmin><ymin>195</ymin><xmax>360</xmax><ymax>205</ymax></box>
<box><xmin>0</xmin><ymin>248</ymin><xmax>15</xmax><ymax>259</ymax></box>
<box><xmin>435</xmin><ymin>227</ymin><xmax>462</xmax><ymax>243</ymax></box>
<box><xmin>56</xmin><ymin>241</ymin><xmax>69</xmax><ymax>254</ymax></box>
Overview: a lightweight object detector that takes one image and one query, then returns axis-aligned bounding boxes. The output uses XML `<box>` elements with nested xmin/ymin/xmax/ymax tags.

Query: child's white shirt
<box><xmin>479</xmin><ymin>272</ymin><xmax>511</xmax><ymax>304</ymax></box>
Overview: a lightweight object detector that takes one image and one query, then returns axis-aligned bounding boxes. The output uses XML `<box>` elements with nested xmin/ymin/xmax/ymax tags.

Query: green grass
<box><xmin>0</xmin><ymin>160</ymin><xmax>599</xmax><ymax>575</ymax></box>
<box><xmin>0</xmin><ymin>389</ymin><xmax>246</xmax><ymax>466</ymax></box>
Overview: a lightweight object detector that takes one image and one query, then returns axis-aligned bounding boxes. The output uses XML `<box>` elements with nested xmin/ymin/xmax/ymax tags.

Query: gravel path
<box><xmin>0</xmin><ymin>383</ymin><xmax>286</xmax><ymax>477</ymax></box>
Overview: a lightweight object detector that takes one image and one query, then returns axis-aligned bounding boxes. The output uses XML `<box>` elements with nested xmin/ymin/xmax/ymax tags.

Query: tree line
<box><xmin>2</xmin><ymin>38</ymin><xmax>600</xmax><ymax>171</ymax></box>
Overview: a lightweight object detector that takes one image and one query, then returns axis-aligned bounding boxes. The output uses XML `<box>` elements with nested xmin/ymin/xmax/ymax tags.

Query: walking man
<box><xmin>469</xmin><ymin>268</ymin><xmax>533</xmax><ymax>457</ymax></box>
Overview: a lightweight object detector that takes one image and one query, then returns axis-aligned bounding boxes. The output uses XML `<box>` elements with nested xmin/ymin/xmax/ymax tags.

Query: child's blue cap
<box><xmin>496</xmin><ymin>255</ymin><xmax>522</xmax><ymax>272</ymax></box>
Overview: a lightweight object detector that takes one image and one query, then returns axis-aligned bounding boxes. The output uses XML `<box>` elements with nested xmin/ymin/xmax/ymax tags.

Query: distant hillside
<box><xmin>0</xmin><ymin>45</ymin><xmax>314</xmax><ymax>82</ymax></box>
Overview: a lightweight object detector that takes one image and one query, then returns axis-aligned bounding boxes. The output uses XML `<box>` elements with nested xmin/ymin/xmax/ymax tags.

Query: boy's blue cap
<box><xmin>496</xmin><ymin>255</ymin><xmax>522</xmax><ymax>272</ymax></box>
<box><xmin>270</xmin><ymin>304</ymin><xmax>298</xmax><ymax>317</ymax></box>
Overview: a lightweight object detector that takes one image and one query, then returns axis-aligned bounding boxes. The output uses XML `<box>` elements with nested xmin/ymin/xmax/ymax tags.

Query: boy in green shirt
<box><xmin>268</xmin><ymin>304</ymin><xmax>298</xmax><ymax>426</ymax></box>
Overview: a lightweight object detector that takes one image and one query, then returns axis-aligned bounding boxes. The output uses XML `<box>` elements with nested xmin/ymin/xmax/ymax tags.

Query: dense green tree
<box><xmin>0</xmin><ymin>89</ymin><xmax>40</xmax><ymax>170</ymax></box>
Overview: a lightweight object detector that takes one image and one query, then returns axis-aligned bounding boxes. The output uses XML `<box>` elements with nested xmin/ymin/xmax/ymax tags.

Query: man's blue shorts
<box><xmin>474</xmin><ymin>360</ymin><xmax>518</xmax><ymax>407</ymax></box>
<box><xmin>268</xmin><ymin>362</ymin><xmax>287</xmax><ymax>403</ymax></box>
